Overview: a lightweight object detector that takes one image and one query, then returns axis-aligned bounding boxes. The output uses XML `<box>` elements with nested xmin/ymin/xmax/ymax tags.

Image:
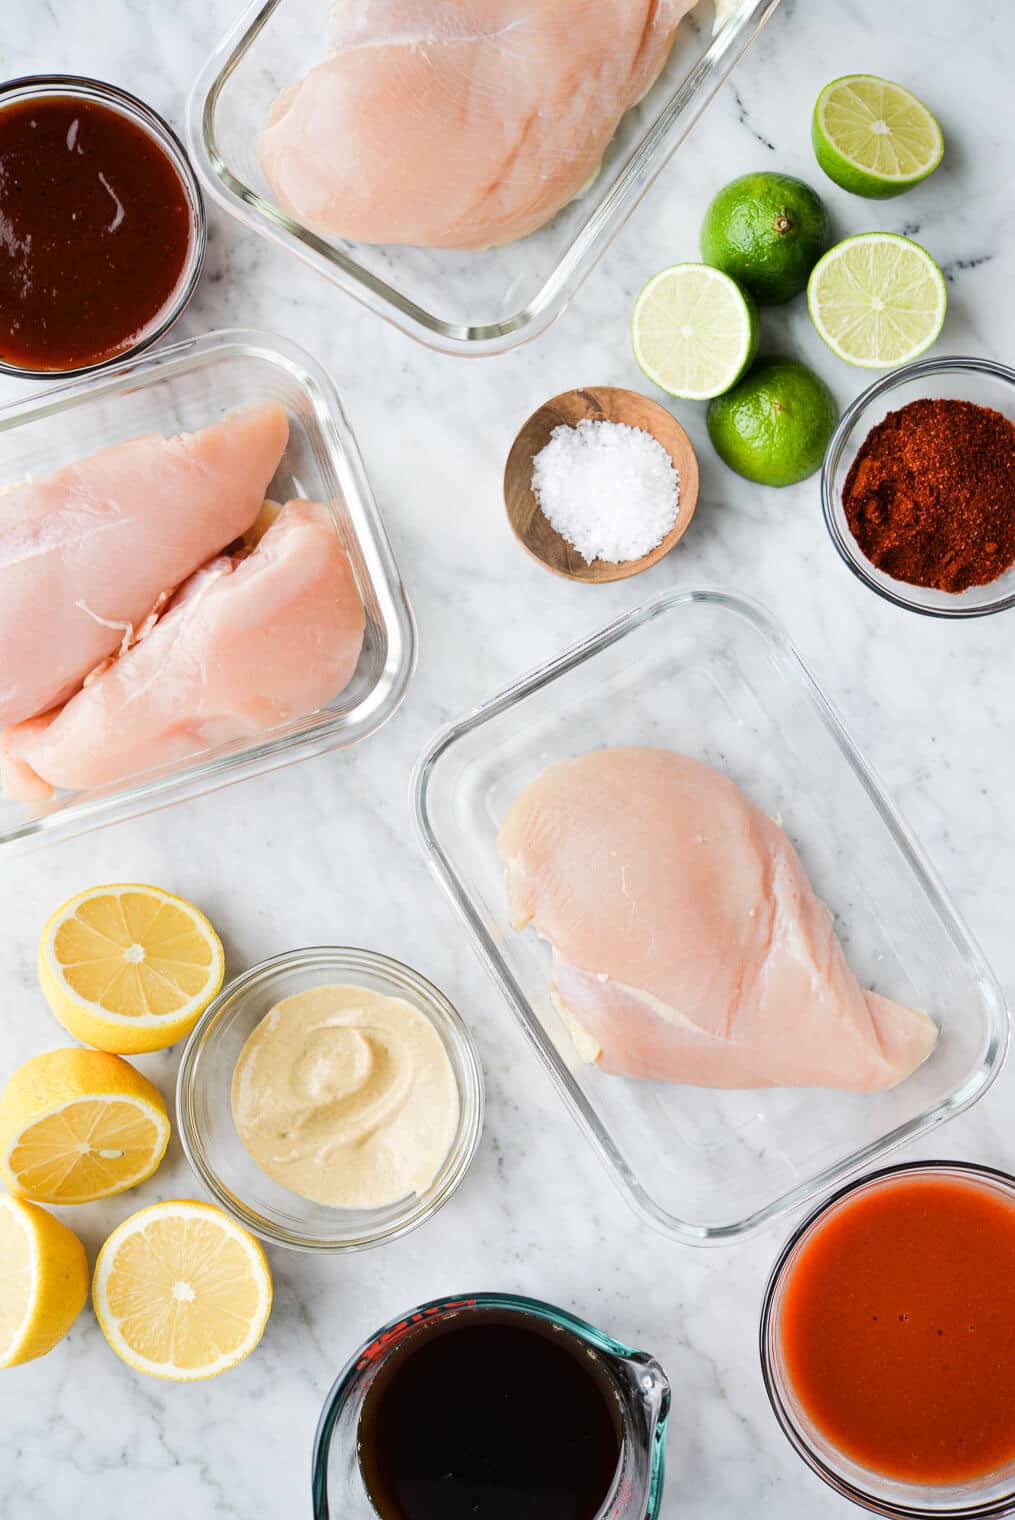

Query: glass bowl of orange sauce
<box><xmin>0</xmin><ymin>75</ymin><xmax>205</xmax><ymax>378</ymax></box>
<box><xmin>761</xmin><ymin>1160</ymin><xmax>1015</xmax><ymax>1517</ymax></box>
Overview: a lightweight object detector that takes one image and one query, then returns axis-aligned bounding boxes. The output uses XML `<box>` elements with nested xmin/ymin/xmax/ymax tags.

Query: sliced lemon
<box><xmin>0</xmin><ymin>1048</ymin><xmax>170</xmax><ymax>1205</ymax></box>
<box><xmin>39</xmin><ymin>884</ymin><xmax>225</xmax><ymax>1054</ymax></box>
<box><xmin>0</xmin><ymin>1194</ymin><xmax>89</xmax><ymax>1367</ymax></box>
<box><xmin>93</xmin><ymin>1200</ymin><xmax>273</xmax><ymax>1381</ymax></box>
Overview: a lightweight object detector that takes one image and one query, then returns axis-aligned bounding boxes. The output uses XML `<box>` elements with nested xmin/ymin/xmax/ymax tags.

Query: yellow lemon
<box><xmin>93</xmin><ymin>1200</ymin><xmax>272</xmax><ymax>1380</ymax></box>
<box><xmin>39</xmin><ymin>883</ymin><xmax>225</xmax><ymax>1054</ymax></box>
<box><xmin>0</xmin><ymin>1194</ymin><xmax>90</xmax><ymax>1367</ymax></box>
<box><xmin>0</xmin><ymin>1048</ymin><xmax>170</xmax><ymax>1205</ymax></box>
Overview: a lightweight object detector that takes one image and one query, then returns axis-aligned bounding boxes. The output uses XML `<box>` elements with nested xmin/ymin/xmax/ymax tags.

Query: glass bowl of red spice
<box><xmin>0</xmin><ymin>76</ymin><xmax>206</xmax><ymax>378</ymax></box>
<box><xmin>822</xmin><ymin>356</ymin><xmax>1015</xmax><ymax>617</ymax></box>
<box><xmin>761</xmin><ymin>1160</ymin><xmax>1015</xmax><ymax>1517</ymax></box>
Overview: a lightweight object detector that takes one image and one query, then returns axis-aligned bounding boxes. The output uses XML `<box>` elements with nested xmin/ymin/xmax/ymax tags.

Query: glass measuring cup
<box><xmin>312</xmin><ymin>1291</ymin><xmax>671</xmax><ymax>1519</ymax></box>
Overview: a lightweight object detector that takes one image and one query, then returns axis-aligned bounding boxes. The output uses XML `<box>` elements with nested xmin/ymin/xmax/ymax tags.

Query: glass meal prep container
<box><xmin>0</xmin><ymin>327</ymin><xmax>415</xmax><ymax>853</ymax></box>
<box><xmin>413</xmin><ymin>590</ymin><xmax>1008</xmax><ymax>1246</ymax></box>
<box><xmin>187</xmin><ymin>0</ymin><xmax>784</xmax><ymax>355</ymax></box>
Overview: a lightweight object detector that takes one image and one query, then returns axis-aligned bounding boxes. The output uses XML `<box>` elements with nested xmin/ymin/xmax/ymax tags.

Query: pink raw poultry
<box><xmin>0</xmin><ymin>403</ymin><xmax>289</xmax><ymax>727</ymax></box>
<box><xmin>498</xmin><ymin>748</ymin><xmax>938</xmax><ymax>1092</ymax></box>
<box><xmin>258</xmin><ymin>0</ymin><xmax>698</xmax><ymax>249</ymax></box>
<box><xmin>0</xmin><ymin>502</ymin><xmax>365</xmax><ymax>802</ymax></box>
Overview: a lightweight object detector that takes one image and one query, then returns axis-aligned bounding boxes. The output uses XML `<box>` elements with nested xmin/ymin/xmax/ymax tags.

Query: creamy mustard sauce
<box><xmin>230</xmin><ymin>984</ymin><xmax>460</xmax><ymax>1209</ymax></box>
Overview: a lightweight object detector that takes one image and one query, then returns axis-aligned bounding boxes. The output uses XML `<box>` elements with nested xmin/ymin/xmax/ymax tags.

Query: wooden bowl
<box><xmin>504</xmin><ymin>386</ymin><xmax>699</xmax><ymax>584</ymax></box>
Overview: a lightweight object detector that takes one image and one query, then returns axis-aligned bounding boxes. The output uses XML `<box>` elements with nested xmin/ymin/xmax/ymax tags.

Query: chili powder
<box><xmin>842</xmin><ymin>397</ymin><xmax>1015</xmax><ymax>592</ymax></box>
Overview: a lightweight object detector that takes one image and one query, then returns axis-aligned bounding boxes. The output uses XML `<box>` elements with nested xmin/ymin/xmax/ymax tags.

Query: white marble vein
<box><xmin>1</xmin><ymin>2</ymin><xmax>1014</xmax><ymax>1517</ymax></box>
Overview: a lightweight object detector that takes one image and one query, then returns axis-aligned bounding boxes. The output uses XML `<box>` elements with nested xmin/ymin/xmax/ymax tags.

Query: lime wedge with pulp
<box><xmin>632</xmin><ymin>263</ymin><xmax>759</xmax><ymax>400</ymax></box>
<box><xmin>807</xmin><ymin>233</ymin><xmax>947</xmax><ymax>369</ymax></box>
<box><xmin>813</xmin><ymin>75</ymin><xmax>944</xmax><ymax>198</ymax></box>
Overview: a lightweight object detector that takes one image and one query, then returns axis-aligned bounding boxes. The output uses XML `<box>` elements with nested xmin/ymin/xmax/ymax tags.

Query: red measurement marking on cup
<box><xmin>356</xmin><ymin>1299</ymin><xmax>477</xmax><ymax>1371</ymax></box>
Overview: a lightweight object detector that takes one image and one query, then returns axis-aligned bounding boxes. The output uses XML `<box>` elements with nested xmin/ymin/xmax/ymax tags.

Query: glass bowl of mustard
<box><xmin>176</xmin><ymin>947</ymin><xmax>485</xmax><ymax>1252</ymax></box>
<box><xmin>821</xmin><ymin>355</ymin><xmax>1015</xmax><ymax>618</ymax></box>
<box><xmin>0</xmin><ymin>75</ymin><xmax>206</xmax><ymax>379</ymax></box>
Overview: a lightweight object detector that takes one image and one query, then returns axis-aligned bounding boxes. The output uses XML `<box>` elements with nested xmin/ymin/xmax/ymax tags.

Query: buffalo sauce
<box><xmin>0</xmin><ymin>94</ymin><xmax>193</xmax><ymax>371</ymax></box>
<box><xmin>357</xmin><ymin>1308</ymin><xmax>624</xmax><ymax>1519</ymax></box>
<box><xmin>780</xmin><ymin>1172</ymin><xmax>1015</xmax><ymax>1484</ymax></box>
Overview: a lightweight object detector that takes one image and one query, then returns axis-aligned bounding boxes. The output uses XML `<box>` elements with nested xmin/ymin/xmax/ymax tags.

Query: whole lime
<box><xmin>700</xmin><ymin>172</ymin><xmax>830</xmax><ymax>304</ymax></box>
<box><xmin>706</xmin><ymin>359</ymin><xmax>838</xmax><ymax>486</ymax></box>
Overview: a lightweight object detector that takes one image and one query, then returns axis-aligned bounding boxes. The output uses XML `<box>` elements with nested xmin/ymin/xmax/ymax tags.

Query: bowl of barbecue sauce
<box><xmin>313</xmin><ymin>1293</ymin><xmax>671</xmax><ymax>1520</ymax></box>
<box><xmin>0</xmin><ymin>76</ymin><xmax>205</xmax><ymax>377</ymax></box>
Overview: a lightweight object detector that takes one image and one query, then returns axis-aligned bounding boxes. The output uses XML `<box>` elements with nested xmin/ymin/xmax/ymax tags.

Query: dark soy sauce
<box><xmin>358</xmin><ymin>1308</ymin><xmax>624</xmax><ymax>1520</ymax></box>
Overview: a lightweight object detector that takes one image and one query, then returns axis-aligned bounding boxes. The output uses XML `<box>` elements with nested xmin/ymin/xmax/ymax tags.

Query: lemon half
<box><xmin>0</xmin><ymin>1194</ymin><xmax>89</xmax><ymax>1367</ymax></box>
<box><xmin>39</xmin><ymin>884</ymin><xmax>224</xmax><ymax>1054</ymax></box>
<box><xmin>93</xmin><ymin>1200</ymin><xmax>273</xmax><ymax>1380</ymax></box>
<box><xmin>0</xmin><ymin>1048</ymin><xmax>170</xmax><ymax>1205</ymax></box>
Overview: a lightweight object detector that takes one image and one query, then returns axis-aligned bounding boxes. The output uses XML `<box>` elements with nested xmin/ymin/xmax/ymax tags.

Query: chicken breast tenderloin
<box><xmin>498</xmin><ymin>748</ymin><xmax>938</xmax><ymax>1092</ymax></box>
<box><xmin>0</xmin><ymin>403</ymin><xmax>290</xmax><ymax>727</ymax></box>
<box><xmin>0</xmin><ymin>502</ymin><xmax>365</xmax><ymax>801</ymax></box>
<box><xmin>257</xmin><ymin>0</ymin><xmax>697</xmax><ymax>249</ymax></box>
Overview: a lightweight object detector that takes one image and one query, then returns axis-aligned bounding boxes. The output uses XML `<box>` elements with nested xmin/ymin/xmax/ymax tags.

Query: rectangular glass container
<box><xmin>414</xmin><ymin>591</ymin><xmax>1008</xmax><ymax>1244</ymax></box>
<box><xmin>188</xmin><ymin>0</ymin><xmax>784</xmax><ymax>355</ymax></box>
<box><xmin>0</xmin><ymin>328</ymin><xmax>415</xmax><ymax>853</ymax></box>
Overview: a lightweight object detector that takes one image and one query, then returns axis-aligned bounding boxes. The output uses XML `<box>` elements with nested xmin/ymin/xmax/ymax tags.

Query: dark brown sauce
<box><xmin>0</xmin><ymin>94</ymin><xmax>194</xmax><ymax>371</ymax></box>
<box><xmin>358</xmin><ymin>1309</ymin><xmax>624</xmax><ymax>1520</ymax></box>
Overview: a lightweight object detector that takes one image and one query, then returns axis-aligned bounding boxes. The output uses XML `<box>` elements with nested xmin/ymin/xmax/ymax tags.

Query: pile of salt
<box><xmin>531</xmin><ymin>418</ymin><xmax>680</xmax><ymax>564</ymax></box>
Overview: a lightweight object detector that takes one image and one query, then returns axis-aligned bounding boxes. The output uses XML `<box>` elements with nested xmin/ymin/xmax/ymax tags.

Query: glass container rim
<box><xmin>310</xmin><ymin>1289</ymin><xmax>671</xmax><ymax>1520</ymax></box>
<box><xmin>820</xmin><ymin>355</ymin><xmax>1015</xmax><ymax>620</ymax></box>
<box><xmin>176</xmin><ymin>945</ymin><xmax>484</xmax><ymax>1253</ymax></box>
<box><xmin>412</xmin><ymin>588</ymin><xmax>1009</xmax><ymax>1245</ymax></box>
<box><xmin>759</xmin><ymin>1158</ymin><xmax>1015</xmax><ymax>1518</ymax></box>
<box><xmin>0</xmin><ymin>73</ymin><xmax>207</xmax><ymax>380</ymax></box>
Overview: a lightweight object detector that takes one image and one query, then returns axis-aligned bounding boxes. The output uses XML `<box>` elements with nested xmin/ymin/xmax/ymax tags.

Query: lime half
<box><xmin>632</xmin><ymin>263</ymin><xmax>759</xmax><ymax>400</ymax></box>
<box><xmin>813</xmin><ymin>75</ymin><xmax>944</xmax><ymax>198</ymax></box>
<box><xmin>807</xmin><ymin>233</ymin><xmax>947</xmax><ymax>369</ymax></box>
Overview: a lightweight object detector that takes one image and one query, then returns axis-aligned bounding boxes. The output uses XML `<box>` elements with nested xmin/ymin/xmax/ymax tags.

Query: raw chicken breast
<box><xmin>0</xmin><ymin>502</ymin><xmax>365</xmax><ymax>802</ymax></box>
<box><xmin>258</xmin><ymin>0</ymin><xmax>696</xmax><ymax>250</ymax></box>
<box><xmin>498</xmin><ymin>748</ymin><xmax>938</xmax><ymax>1091</ymax></box>
<box><xmin>0</xmin><ymin>403</ymin><xmax>289</xmax><ymax>727</ymax></box>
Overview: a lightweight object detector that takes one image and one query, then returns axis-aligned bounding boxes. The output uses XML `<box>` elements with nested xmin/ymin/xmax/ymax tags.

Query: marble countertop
<box><xmin>2</xmin><ymin>2</ymin><xmax>1014</xmax><ymax>1516</ymax></box>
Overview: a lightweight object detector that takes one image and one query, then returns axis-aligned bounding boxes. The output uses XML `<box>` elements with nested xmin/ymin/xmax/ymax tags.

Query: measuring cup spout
<box><xmin>622</xmin><ymin>1352</ymin><xmax>671</xmax><ymax>1416</ymax></box>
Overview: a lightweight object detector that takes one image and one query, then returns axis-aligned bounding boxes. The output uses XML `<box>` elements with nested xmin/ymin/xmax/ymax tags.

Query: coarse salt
<box><xmin>531</xmin><ymin>418</ymin><xmax>679</xmax><ymax>564</ymax></box>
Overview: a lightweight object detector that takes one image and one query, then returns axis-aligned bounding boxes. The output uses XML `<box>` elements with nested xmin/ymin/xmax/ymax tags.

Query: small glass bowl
<box><xmin>0</xmin><ymin>75</ymin><xmax>206</xmax><ymax>380</ymax></box>
<box><xmin>760</xmin><ymin>1160</ymin><xmax>1015</xmax><ymax>1517</ymax></box>
<box><xmin>176</xmin><ymin>947</ymin><xmax>484</xmax><ymax>1253</ymax></box>
<box><xmin>821</xmin><ymin>356</ymin><xmax>1015</xmax><ymax>618</ymax></box>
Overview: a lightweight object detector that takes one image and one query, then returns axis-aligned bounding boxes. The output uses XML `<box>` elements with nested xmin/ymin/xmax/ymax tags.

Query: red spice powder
<box><xmin>842</xmin><ymin>397</ymin><xmax>1015</xmax><ymax>592</ymax></box>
